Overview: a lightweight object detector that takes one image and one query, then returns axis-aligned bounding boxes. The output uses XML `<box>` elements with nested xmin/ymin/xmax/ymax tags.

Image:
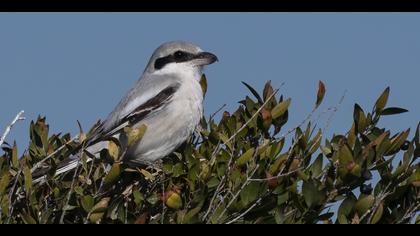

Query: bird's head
<box><xmin>145</xmin><ymin>41</ymin><xmax>218</xmax><ymax>76</ymax></box>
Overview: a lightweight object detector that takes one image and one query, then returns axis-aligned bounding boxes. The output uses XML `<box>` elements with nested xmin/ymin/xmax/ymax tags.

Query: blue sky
<box><xmin>1</xmin><ymin>13</ymin><xmax>419</xmax><ymax>157</ymax></box>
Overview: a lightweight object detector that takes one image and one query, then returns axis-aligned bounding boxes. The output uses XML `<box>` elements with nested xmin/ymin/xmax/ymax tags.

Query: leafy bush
<box><xmin>0</xmin><ymin>78</ymin><xmax>419</xmax><ymax>224</ymax></box>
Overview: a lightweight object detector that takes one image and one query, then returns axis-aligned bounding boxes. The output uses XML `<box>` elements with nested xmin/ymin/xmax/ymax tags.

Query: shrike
<box><xmin>34</xmin><ymin>41</ymin><xmax>218</xmax><ymax>181</ymax></box>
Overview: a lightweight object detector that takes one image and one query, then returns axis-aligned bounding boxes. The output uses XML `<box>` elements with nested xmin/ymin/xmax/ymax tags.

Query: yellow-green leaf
<box><xmin>124</xmin><ymin>124</ymin><xmax>147</xmax><ymax>146</ymax></box>
<box><xmin>0</xmin><ymin>172</ymin><xmax>10</xmax><ymax>196</ymax></box>
<box><xmin>271</xmin><ymin>98</ymin><xmax>291</xmax><ymax>119</ymax></box>
<box><xmin>374</xmin><ymin>87</ymin><xmax>389</xmax><ymax>114</ymax></box>
<box><xmin>166</xmin><ymin>192</ymin><xmax>182</xmax><ymax>209</ymax></box>
<box><xmin>236</xmin><ymin>148</ymin><xmax>255</xmax><ymax>166</ymax></box>
<box><xmin>103</xmin><ymin>163</ymin><xmax>121</xmax><ymax>186</ymax></box>
<box><xmin>89</xmin><ymin>197</ymin><xmax>110</xmax><ymax>223</ymax></box>
<box><xmin>140</xmin><ymin>169</ymin><xmax>155</xmax><ymax>181</ymax></box>
<box><xmin>12</xmin><ymin>141</ymin><xmax>19</xmax><ymax>168</ymax></box>
<box><xmin>385</xmin><ymin>129</ymin><xmax>410</xmax><ymax>155</ymax></box>
<box><xmin>200</xmin><ymin>74</ymin><xmax>208</xmax><ymax>97</ymax></box>
<box><xmin>81</xmin><ymin>195</ymin><xmax>94</xmax><ymax>212</ymax></box>
<box><xmin>21</xmin><ymin>212</ymin><xmax>37</xmax><ymax>224</ymax></box>
<box><xmin>355</xmin><ymin>194</ymin><xmax>374</xmax><ymax>214</ymax></box>
<box><xmin>107</xmin><ymin>140</ymin><xmax>120</xmax><ymax>161</ymax></box>
<box><xmin>23</xmin><ymin>166</ymin><xmax>32</xmax><ymax>197</ymax></box>
<box><xmin>370</xmin><ymin>203</ymin><xmax>383</xmax><ymax>224</ymax></box>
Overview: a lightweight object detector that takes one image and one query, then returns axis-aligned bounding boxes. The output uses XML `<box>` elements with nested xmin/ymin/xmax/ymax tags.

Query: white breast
<box><xmin>125</xmin><ymin>70</ymin><xmax>204</xmax><ymax>165</ymax></box>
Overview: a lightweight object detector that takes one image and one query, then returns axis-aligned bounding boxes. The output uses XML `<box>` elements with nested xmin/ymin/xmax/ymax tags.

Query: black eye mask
<box><xmin>154</xmin><ymin>50</ymin><xmax>195</xmax><ymax>70</ymax></box>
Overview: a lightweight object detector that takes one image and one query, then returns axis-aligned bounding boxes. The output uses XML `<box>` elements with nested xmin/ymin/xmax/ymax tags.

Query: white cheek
<box><xmin>154</xmin><ymin>62</ymin><xmax>202</xmax><ymax>81</ymax></box>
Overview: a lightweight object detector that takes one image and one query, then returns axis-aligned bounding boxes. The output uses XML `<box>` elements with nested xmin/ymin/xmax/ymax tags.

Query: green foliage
<box><xmin>0</xmin><ymin>81</ymin><xmax>418</xmax><ymax>224</ymax></box>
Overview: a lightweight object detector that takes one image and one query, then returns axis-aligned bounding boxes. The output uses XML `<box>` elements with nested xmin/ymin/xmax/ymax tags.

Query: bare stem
<box><xmin>226</xmin><ymin>198</ymin><xmax>262</xmax><ymax>224</ymax></box>
<box><xmin>0</xmin><ymin>110</ymin><xmax>25</xmax><ymax>147</ymax></box>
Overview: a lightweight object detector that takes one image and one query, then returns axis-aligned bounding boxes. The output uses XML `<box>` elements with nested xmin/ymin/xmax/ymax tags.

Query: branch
<box><xmin>214</xmin><ymin>164</ymin><xmax>260</xmax><ymax>223</ymax></box>
<box><xmin>226</xmin><ymin>88</ymin><xmax>280</xmax><ymax>145</ymax></box>
<box><xmin>248</xmin><ymin>167</ymin><xmax>303</xmax><ymax>182</ymax></box>
<box><xmin>0</xmin><ymin>110</ymin><xmax>25</xmax><ymax>147</ymax></box>
<box><xmin>31</xmin><ymin>136</ymin><xmax>78</xmax><ymax>173</ymax></box>
<box><xmin>226</xmin><ymin>198</ymin><xmax>262</xmax><ymax>224</ymax></box>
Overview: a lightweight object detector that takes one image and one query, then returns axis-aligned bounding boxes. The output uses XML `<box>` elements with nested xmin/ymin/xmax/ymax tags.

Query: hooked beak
<box><xmin>193</xmin><ymin>51</ymin><xmax>219</xmax><ymax>65</ymax></box>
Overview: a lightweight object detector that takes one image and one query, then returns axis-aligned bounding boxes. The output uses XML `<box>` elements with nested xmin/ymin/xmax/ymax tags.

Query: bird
<box><xmin>33</xmin><ymin>41</ymin><xmax>218</xmax><ymax>182</ymax></box>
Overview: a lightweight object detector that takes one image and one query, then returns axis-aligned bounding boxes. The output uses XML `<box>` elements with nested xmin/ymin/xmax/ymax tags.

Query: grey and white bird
<box><xmin>34</xmin><ymin>41</ymin><xmax>218</xmax><ymax>182</ymax></box>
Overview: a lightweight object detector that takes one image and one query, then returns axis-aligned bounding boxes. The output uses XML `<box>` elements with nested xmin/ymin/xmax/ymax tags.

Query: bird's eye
<box><xmin>173</xmin><ymin>51</ymin><xmax>185</xmax><ymax>59</ymax></box>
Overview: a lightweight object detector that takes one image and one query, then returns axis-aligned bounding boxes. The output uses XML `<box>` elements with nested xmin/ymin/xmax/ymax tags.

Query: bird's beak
<box><xmin>193</xmin><ymin>52</ymin><xmax>219</xmax><ymax>65</ymax></box>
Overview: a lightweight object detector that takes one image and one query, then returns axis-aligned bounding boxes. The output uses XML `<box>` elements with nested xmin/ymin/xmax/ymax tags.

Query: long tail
<box><xmin>32</xmin><ymin>141</ymin><xmax>107</xmax><ymax>184</ymax></box>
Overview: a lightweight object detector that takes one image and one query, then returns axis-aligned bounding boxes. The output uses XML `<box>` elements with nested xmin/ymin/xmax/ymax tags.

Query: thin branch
<box><xmin>396</xmin><ymin>203</ymin><xmax>420</xmax><ymax>224</ymax></box>
<box><xmin>209</xmin><ymin>104</ymin><xmax>227</xmax><ymax>122</ymax></box>
<box><xmin>359</xmin><ymin>182</ymin><xmax>393</xmax><ymax>223</ymax></box>
<box><xmin>59</xmin><ymin>147</ymin><xmax>84</xmax><ymax>224</ymax></box>
<box><xmin>161</xmin><ymin>173</ymin><xmax>166</xmax><ymax>224</ymax></box>
<box><xmin>31</xmin><ymin>136</ymin><xmax>78</xmax><ymax>173</ymax></box>
<box><xmin>248</xmin><ymin>167</ymin><xmax>303</xmax><ymax>182</ymax></box>
<box><xmin>6</xmin><ymin>170</ymin><xmax>22</xmax><ymax>224</ymax></box>
<box><xmin>214</xmin><ymin>164</ymin><xmax>260</xmax><ymax>223</ymax></box>
<box><xmin>227</xmin><ymin>88</ymin><xmax>279</xmax><ymax>145</ymax></box>
<box><xmin>323</xmin><ymin>90</ymin><xmax>347</xmax><ymax>132</ymax></box>
<box><xmin>226</xmin><ymin>198</ymin><xmax>262</xmax><ymax>224</ymax></box>
<box><xmin>0</xmin><ymin>110</ymin><xmax>25</xmax><ymax>147</ymax></box>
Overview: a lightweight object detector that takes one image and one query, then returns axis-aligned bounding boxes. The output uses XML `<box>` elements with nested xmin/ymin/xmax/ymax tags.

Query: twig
<box><xmin>6</xmin><ymin>170</ymin><xmax>22</xmax><ymax>224</ymax></box>
<box><xmin>204</xmin><ymin>88</ymin><xmax>280</xmax><ymax>221</ymax></box>
<box><xmin>323</xmin><ymin>90</ymin><xmax>347</xmax><ymax>132</ymax></box>
<box><xmin>227</xmin><ymin>89</ymin><xmax>279</xmax><ymax>146</ymax></box>
<box><xmin>0</xmin><ymin>110</ymin><xmax>25</xmax><ymax>147</ymax></box>
<box><xmin>31</xmin><ymin>136</ymin><xmax>78</xmax><ymax>173</ymax></box>
<box><xmin>59</xmin><ymin>148</ymin><xmax>84</xmax><ymax>224</ymax></box>
<box><xmin>396</xmin><ymin>203</ymin><xmax>420</xmax><ymax>224</ymax></box>
<box><xmin>202</xmin><ymin>174</ymin><xmax>226</xmax><ymax>221</ymax></box>
<box><xmin>161</xmin><ymin>174</ymin><xmax>165</xmax><ymax>224</ymax></box>
<box><xmin>226</xmin><ymin>198</ymin><xmax>262</xmax><ymax>224</ymax></box>
<box><xmin>359</xmin><ymin>182</ymin><xmax>392</xmax><ymax>223</ymax></box>
<box><xmin>248</xmin><ymin>167</ymin><xmax>303</xmax><ymax>182</ymax></box>
<box><xmin>209</xmin><ymin>104</ymin><xmax>227</xmax><ymax>122</ymax></box>
<box><xmin>214</xmin><ymin>164</ymin><xmax>260</xmax><ymax>223</ymax></box>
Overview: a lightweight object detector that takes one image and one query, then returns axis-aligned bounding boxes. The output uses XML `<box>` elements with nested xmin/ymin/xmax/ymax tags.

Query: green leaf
<box><xmin>124</xmin><ymin>124</ymin><xmax>148</xmax><ymax>147</ymax></box>
<box><xmin>277</xmin><ymin>192</ymin><xmax>289</xmax><ymax>205</ymax></box>
<box><xmin>374</xmin><ymin>87</ymin><xmax>390</xmax><ymax>114</ymax></box>
<box><xmin>133</xmin><ymin>190</ymin><xmax>144</xmax><ymax>206</ymax></box>
<box><xmin>355</xmin><ymin>194</ymin><xmax>374</xmax><ymax>215</ymax></box>
<box><xmin>166</xmin><ymin>192</ymin><xmax>183</xmax><ymax>209</ymax></box>
<box><xmin>140</xmin><ymin>169</ymin><xmax>155</xmax><ymax>181</ymax></box>
<box><xmin>271</xmin><ymin>98</ymin><xmax>291</xmax><ymax>119</ymax></box>
<box><xmin>81</xmin><ymin>195</ymin><xmax>94</xmax><ymax>212</ymax></box>
<box><xmin>353</xmin><ymin>104</ymin><xmax>367</xmax><ymax>133</ymax></box>
<box><xmin>236</xmin><ymin>148</ymin><xmax>255</xmax><ymax>166</ymax></box>
<box><xmin>23</xmin><ymin>166</ymin><xmax>32</xmax><ymax>197</ymax></box>
<box><xmin>200</xmin><ymin>74</ymin><xmax>208</xmax><ymax>97</ymax></box>
<box><xmin>172</xmin><ymin>163</ymin><xmax>185</xmax><ymax>177</ymax></box>
<box><xmin>385</xmin><ymin>129</ymin><xmax>410</xmax><ymax>156</ymax></box>
<box><xmin>0</xmin><ymin>172</ymin><xmax>10</xmax><ymax>196</ymax></box>
<box><xmin>302</xmin><ymin>180</ymin><xmax>325</xmax><ymax>208</ymax></box>
<box><xmin>240</xmin><ymin>182</ymin><xmax>260</xmax><ymax>206</ymax></box>
<box><xmin>370</xmin><ymin>203</ymin><xmax>383</xmax><ymax>224</ymax></box>
<box><xmin>21</xmin><ymin>212</ymin><xmax>37</xmax><ymax>224</ymax></box>
<box><xmin>315</xmin><ymin>80</ymin><xmax>326</xmax><ymax>108</ymax></box>
<box><xmin>107</xmin><ymin>140</ymin><xmax>120</xmax><ymax>161</ymax></box>
<box><xmin>242</xmin><ymin>81</ymin><xmax>263</xmax><ymax>104</ymax></box>
<box><xmin>103</xmin><ymin>163</ymin><xmax>122</xmax><ymax>186</ymax></box>
<box><xmin>89</xmin><ymin>197</ymin><xmax>110</xmax><ymax>223</ymax></box>
<box><xmin>309</xmin><ymin>154</ymin><xmax>323</xmax><ymax>178</ymax></box>
<box><xmin>337</xmin><ymin>194</ymin><xmax>357</xmax><ymax>224</ymax></box>
<box><xmin>381</xmin><ymin>107</ymin><xmax>409</xmax><ymax>116</ymax></box>
<box><xmin>12</xmin><ymin>141</ymin><xmax>19</xmax><ymax>168</ymax></box>
<box><xmin>338</xmin><ymin>144</ymin><xmax>354</xmax><ymax>165</ymax></box>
